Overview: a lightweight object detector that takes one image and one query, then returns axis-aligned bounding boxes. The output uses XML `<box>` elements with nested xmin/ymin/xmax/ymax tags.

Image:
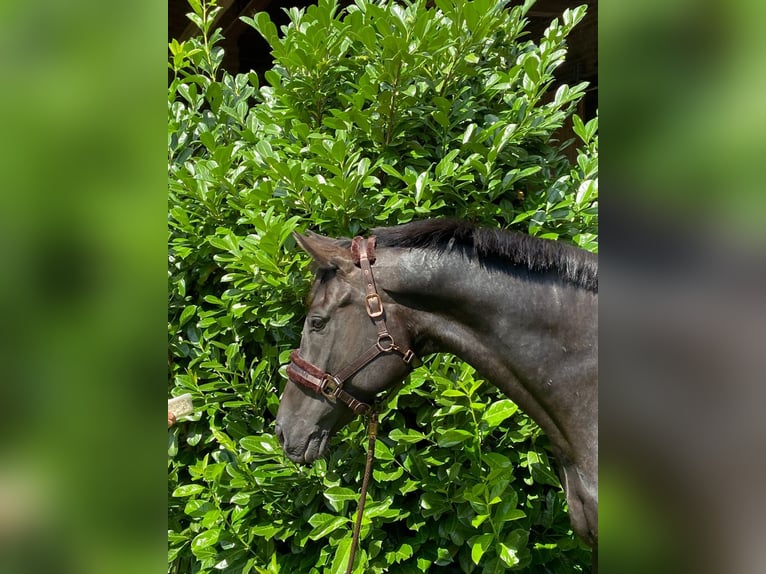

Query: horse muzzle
<box><xmin>275</xmin><ymin>419</ymin><xmax>330</xmax><ymax>464</ymax></box>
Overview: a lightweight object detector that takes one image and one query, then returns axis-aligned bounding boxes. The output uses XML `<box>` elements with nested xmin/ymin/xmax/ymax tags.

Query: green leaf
<box><xmin>494</xmin><ymin>497</ymin><xmax>525</xmax><ymax>522</ymax></box>
<box><xmin>504</xmin><ymin>529</ymin><xmax>529</xmax><ymax>553</ymax></box>
<box><xmin>527</xmin><ymin>450</ymin><xmax>561</xmax><ymax>487</ymax></box>
<box><xmin>435</xmin><ymin>546</ymin><xmax>452</xmax><ymax>566</ymax></box>
<box><xmin>329</xmin><ymin>536</ymin><xmax>353</xmax><ymax>574</ymax></box>
<box><xmin>414</xmin><ymin>171</ymin><xmax>428</xmax><ymax>204</ymax></box>
<box><xmin>437</xmin><ymin>429</ymin><xmax>473</xmax><ymax>448</ymax></box>
<box><xmin>239</xmin><ymin>435</ymin><xmax>278</xmax><ymax>454</ymax></box>
<box><xmin>244</xmin><ymin>12</ymin><xmax>279</xmax><ymax>48</ymax></box>
<box><xmin>365</xmin><ymin>497</ymin><xmax>399</xmax><ymax>519</ymax></box>
<box><xmin>172</xmin><ymin>484</ymin><xmax>205</xmax><ymax>497</ymax></box>
<box><xmin>307</xmin><ymin>513</ymin><xmax>348</xmax><ymax>540</ymax></box>
<box><xmin>420</xmin><ymin>492</ymin><xmax>450</xmax><ymax>517</ymax></box>
<box><xmin>250</xmin><ymin>523</ymin><xmax>281</xmax><ymax>540</ymax></box>
<box><xmin>230</xmin><ymin>491</ymin><xmax>251</xmax><ymax>505</ymax></box>
<box><xmin>470</xmin><ymin>533</ymin><xmax>493</xmax><ymax>565</ymax></box>
<box><xmin>481</xmin><ymin>399</ymin><xmax>519</xmax><ymax>428</ymax></box>
<box><xmin>264</xmin><ymin>68</ymin><xmax>281</xmax><ymax>87</ymax></box>
<box><xmin>168</xmin><ymin>428</ymin><xmax>178</xmax><ymax>457</ymax></box>
<box><xmin>323</xmin><ymin>486</ymin><xmax>357</xmax><ymax>505</ymax></box>
<box><xmin>572</xmin><ymin>113</ymin><xmax>586</xmax><ymax>141</ymax></box>
<box><xmin>379</xmin><ymin>163</ymin><xmax>403</xmax><ymax>179</ymax></box>
<box><xmin>374</xmin><ymin>439</ymin><xmax>394</xmax><ymax>460</ymax></box>
<box><xmin>498</xmin><ymin>543</ymin><xmax>520</xmax><ymax>567</ymax></box>
<box><xmin>524</xmin><ymin>54</ymin><xmax>540</xmax><ymax>83</ymax></box>
<box><xmin>462</xmin><ymin>123</ymin><xmax>477</xmax><ymax>144</ymax></box>
<box><xmin>394</xmin><ymin>543</ymin><xmax>413</xmax><ymax>562</ymax></box>
<box><xmin>483</xmin><ymin>452</ymin><xmax>513</xmax><ymax>475</ymax></box>
<box><xmin>388</xmin><ymin>428</ymin><xmax>426</xmax><ymax>444</ymax></box>
<box><xmin>191</xmin><ymin>528</ymin><xmax>220</xmax><ymax>551</ymax></box>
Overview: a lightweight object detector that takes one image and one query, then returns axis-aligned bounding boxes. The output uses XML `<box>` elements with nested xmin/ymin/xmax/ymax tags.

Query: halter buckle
<box><xmin>365</xmin><ymin>293</ymin><xmax>384</xmax><ymax>318</ymax></box>
<box><xmin>320</xmin><ymin>375</ymin><xmax>343</xmax><ymax>400</ymax></box>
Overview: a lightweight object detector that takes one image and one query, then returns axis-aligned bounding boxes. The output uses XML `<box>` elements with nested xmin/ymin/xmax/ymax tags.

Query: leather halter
<box><xmin>286</xmin><ymin>236</ymin><xmax>420</xmax><ymax>416</ymax></box>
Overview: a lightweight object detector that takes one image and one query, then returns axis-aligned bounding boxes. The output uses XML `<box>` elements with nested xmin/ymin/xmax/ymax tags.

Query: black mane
<box><xmin>372</xmin><ymin>219</ymin><xmax>598</xmax><ymax>292</ymax></box>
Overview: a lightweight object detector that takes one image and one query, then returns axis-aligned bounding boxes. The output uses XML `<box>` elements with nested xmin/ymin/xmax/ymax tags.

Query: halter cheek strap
<box><xmin>286</xmin><ymin>236</ymin><xmax>420</xmax><ymax>415</ymax></box>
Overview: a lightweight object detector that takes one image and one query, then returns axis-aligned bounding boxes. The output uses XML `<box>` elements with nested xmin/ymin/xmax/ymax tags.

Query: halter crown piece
<box><xmin>286</xmin><ymin>236</ymin><xmax>420</xmax><ymax>415</ymax></box>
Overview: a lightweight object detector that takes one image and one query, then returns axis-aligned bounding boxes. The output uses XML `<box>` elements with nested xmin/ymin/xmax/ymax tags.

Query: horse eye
<box><xmin>309</xmin><ymin>316</ymin><xmax>327</xmax><ymax>331</ymax></box>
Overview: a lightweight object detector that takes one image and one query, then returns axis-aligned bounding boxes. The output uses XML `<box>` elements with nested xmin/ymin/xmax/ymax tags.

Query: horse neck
<box><xmin>389</xmin><ymin>248</ymin><xmax>598</xmax><ymax>456</ymax></box>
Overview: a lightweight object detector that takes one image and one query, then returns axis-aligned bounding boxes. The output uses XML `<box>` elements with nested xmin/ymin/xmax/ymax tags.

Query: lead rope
<box><xmin>345</xmin><ymin>411</ymin><xmax>379</xmax><ymax>574</ymax></box>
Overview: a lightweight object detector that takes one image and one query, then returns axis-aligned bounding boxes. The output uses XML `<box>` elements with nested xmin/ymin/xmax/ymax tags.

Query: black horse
<box><xmin>275</xmin><ymin>219</ymin><xmax>598</xmax><ymax>550</ymax></box>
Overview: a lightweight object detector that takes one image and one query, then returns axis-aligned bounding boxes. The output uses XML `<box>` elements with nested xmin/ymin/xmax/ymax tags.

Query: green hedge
<box><xmin>168</xmin><ymin>0</ymin><xmax>597</xmax><ymax>572</ymax></box>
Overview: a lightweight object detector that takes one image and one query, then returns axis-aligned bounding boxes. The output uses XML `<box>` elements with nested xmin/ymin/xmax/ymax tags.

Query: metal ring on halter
<box><xmin>375</xmin><ymin>333</ymin><xmax>397</xmax><ymax>353</ymax></box>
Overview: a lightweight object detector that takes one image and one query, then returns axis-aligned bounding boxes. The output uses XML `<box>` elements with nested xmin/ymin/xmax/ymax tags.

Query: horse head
<box><xmin>275</xmin><ymin>231</ymin><xmax>418</xmax><ymax>464</ymax></box>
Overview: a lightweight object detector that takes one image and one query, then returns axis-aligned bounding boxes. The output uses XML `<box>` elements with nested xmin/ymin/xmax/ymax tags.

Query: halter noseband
<box><xmin>286</xmin><ymin>236</ymin><xmax>420</xmax><ymax>415</ymax></box>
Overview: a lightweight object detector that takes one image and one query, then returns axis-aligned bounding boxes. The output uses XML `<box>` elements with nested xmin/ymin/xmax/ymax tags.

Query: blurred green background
<box><xmin>601</xmin><ymin>0</ymin><xmax>766</xmax><ymax>235</ymax></box>
<box><xmin>0</xmin><ymin>0</ymin><xmax>166</xmax><ymax>572</ymax></box>
<box><xmin>600</xmin><ymin>1</ymin><xmax>766</xmax><ymax>573</ymax></box>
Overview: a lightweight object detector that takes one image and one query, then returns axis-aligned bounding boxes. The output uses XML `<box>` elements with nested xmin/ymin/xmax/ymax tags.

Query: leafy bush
<box><xmin>168</xmin><ymin>0</ymin><xmax>597</xmax><ymax>572</ymax></box>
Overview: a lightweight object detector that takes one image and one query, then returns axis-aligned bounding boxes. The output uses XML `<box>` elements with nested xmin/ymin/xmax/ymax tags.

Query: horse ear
<box><xmin>293</xmin><ymin>231</ymin><xmax>354</xmax><ymax>274</ymax></box>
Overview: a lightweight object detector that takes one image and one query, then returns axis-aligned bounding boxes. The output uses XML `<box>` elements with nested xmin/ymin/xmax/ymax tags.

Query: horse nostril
<box><xmin>275</xmin><ymin>423</ymin><xmax>285</xmax><ymax>446</ymax></box>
